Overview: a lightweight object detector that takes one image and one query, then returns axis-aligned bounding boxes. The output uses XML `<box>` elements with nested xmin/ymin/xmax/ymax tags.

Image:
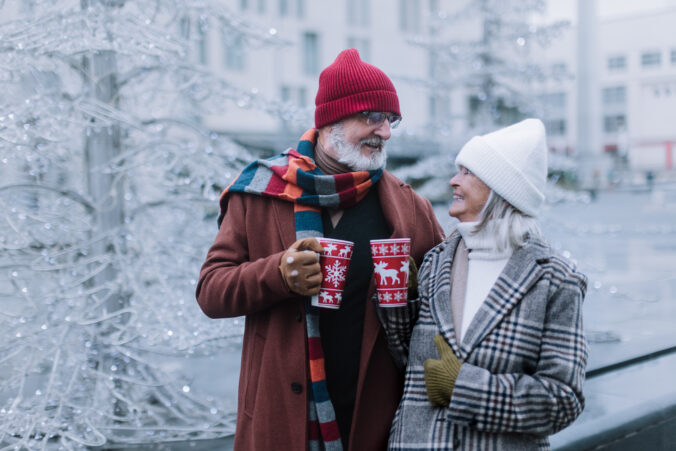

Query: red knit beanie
<box><xmin>314</xmin><ymin>49</ymin><xmax>400</xmax><ymax>129</ymax></box>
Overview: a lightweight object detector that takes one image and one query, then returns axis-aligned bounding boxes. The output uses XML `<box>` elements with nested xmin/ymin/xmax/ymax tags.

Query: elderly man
<box><xmin>196</xmin><ymin>49</ymin><xmax>444</xmax><ymax>451</ymax></box>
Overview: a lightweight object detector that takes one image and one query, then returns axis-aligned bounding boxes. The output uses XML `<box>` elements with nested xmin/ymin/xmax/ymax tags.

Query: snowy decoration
<box><xmin>393</xmin><ymin>0</ymin><xmax>578</xmax><ymax>200</ymax></box>
<box><xmin>410</xmin><ymin>0</ymin><xmax>570</xmax><ymax>135</ymax></box>
<box><xmin>324</xmin><ymin>261</ymin><xmax>347</xmax><ymax>288</ymax></box>
<box><xmin>0</xmin><ymin>0</ymin><xmax>297</xmax><ymax>449</ymax></box>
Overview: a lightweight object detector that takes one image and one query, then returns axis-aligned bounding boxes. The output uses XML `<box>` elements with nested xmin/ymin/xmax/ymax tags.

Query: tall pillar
<box><xmin>576</xmin><ymin>0</ymin><xmax>602</xmax><ymax>189</ymax></box>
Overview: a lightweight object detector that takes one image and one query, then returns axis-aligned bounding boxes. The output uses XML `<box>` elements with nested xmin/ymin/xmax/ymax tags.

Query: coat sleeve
<box><xmin>195</xmin><ymin>193</ymin><xmax>293</xmax><ymax>318</ymax></box>
<box><xmin>374</xmin><ymin>240</ymin><xmax>438</xmax><ymax>370</ymax></box>
<box><xmin>446</xmin><ymin>270</ymin><xmax>589</xmax><ymax>435</ymax></box>
<box><xmin>374</xmin><ymin>189</ymin><xmax>445</xmax><ymax>369</ymax></box>
<box><xmin>373</xmin><ymin>296</ymin><xmax>420</xmax><ymax>370</ymax></box>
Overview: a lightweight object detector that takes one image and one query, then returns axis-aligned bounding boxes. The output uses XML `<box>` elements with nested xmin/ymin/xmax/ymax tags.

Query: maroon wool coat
<box><xmin>196</xmin><ymin>171</ymin><xmax>444</xmax><ymax>451</ymax></box>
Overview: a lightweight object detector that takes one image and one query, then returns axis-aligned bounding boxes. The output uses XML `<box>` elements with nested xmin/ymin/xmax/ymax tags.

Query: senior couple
<box><xmin>196</xmin><ymin>49</ymin><xmax>588</xmax><ymax>450</ymax></box>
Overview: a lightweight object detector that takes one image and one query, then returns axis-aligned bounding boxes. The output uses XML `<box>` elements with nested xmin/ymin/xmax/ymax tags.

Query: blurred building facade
<box><xmin>538</xmin><ymin>5</ymin><xmax>676</xmax><ymax>179</ymax></box>
<box><xmin>4</xmin><ymin>1</ymin><xmax>674</xmax><ymax>175</ymax></box>
<box><xmin>197</xmin><ymin>1</ymin><xmax>676</xmax><ymax>177</ymax></box>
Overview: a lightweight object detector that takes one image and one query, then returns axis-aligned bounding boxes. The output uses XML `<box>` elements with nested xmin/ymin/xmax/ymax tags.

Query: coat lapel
<box><xmin>459</xmin><ymin>239</ymin><xmax>549</xmax><ymax>357</ymax></box>
<box><xmin>429</xmin><ymin>233</ymin><xmax>464</xmax><ymax>356</ymax></box>
<box><xmin>272</xmin><ymin>197</ymin><xmax>297</xmax><ymax>249</ymax></box>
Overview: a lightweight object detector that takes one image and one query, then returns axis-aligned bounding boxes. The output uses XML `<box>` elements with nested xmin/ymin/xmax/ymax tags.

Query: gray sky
<box><xmin>546</xmin><ymin>0</ymin><xmax>676</xmax><ymax>22</ymax></box>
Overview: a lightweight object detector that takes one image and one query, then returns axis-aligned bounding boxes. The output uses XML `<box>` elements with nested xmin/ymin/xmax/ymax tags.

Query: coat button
<box><xmin>296</xmin><ymin>311</ymin><xmax>303</xmax><ymax>322</ymax></box>
<box><xmin>291</xmin><ymin>382</ymin><xmax>303</xmax><ymax>394</ymax></box>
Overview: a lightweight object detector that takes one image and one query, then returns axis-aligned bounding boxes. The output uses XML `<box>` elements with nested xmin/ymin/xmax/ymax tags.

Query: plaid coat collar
<box><xmin>430</xmin><ymin>231</ymin><xmax>550</xmax><ymax>359</ymax></box>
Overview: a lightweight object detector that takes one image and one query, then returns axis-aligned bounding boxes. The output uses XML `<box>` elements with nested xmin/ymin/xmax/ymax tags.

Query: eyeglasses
<box><xmin>359</xmin><ymin>111</ymin><xmax>402</xmax><ymax>129</ymax></box>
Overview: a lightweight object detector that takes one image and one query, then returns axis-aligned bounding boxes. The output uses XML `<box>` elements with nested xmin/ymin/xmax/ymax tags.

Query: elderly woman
<box><xmin>380</xmin><ymin>119</ymin><xmax>588</xmax><ymax>450</ymax></box>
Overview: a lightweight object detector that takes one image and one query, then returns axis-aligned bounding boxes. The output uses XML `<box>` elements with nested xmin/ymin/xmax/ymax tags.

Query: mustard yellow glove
<box><xmin>279</xmin><ymin>237</ymin><xmax>324</xmax><ymax>296</ymax></box>
<box><xmin>424</xmin><ymin>334</ymin><xmax>462</xmax><ymax>407</ymax></box>
<box><xmin>407</xmin><ymin>256</ymin><xmax>419</xmax><ymax>300</ymax></box>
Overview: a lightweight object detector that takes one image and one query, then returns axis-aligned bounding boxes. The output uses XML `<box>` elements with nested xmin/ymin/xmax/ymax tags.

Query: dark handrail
<box><xmin>587</xmin><ymin>345</ymin><xmax>676</xmax><ymax>378</ymax></box>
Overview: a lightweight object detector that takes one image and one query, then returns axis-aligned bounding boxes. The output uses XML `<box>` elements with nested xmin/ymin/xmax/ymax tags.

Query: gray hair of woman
<box><xmin>471</xmin><ymin>190</ymin><xmax>543</xmax><ymax>252</ymax></box>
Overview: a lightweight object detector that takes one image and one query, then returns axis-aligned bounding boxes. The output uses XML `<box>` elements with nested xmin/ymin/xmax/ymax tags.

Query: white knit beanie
<box><xmin>455</xmin><ymin>118</ymin><xmax>548</xmax><ymax>217</ymax></box>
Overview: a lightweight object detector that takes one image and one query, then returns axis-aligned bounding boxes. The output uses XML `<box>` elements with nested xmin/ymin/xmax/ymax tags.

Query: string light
<box><xmin>0</xmin><ymin>1</ymin><xmax>306</xmax><ymax>449</ymax></box>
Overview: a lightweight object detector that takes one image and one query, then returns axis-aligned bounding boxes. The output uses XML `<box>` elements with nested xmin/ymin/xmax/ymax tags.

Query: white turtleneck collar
<box><xmin>454</xmin><ymin>220</ymin><xmax>513</xmax><ymax>342</ymax></box>
<box><xmin>456</xmin><ymin>221</ymin><xmax>513</xmax><ymax>260</ymax></box>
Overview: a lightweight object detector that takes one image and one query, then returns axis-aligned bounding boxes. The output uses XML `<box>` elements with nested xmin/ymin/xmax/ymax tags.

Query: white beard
<box><xmin>329</xmin><ymin>123</ymin><xmax>388</xmax><ymax>171</ymax></box>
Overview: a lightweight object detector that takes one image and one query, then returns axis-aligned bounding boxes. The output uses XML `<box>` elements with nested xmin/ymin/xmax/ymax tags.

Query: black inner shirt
<box><xmin>319</xmin><ymin>187</ymin><xmax>391</xmax><ymax>447</ymax></box>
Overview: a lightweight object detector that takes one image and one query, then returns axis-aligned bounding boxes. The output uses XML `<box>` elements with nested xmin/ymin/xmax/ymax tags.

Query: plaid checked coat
<box><xmin>378</xmin><ymin>231</ymin><xmax>588</xmax><ymax>451</ymax></box>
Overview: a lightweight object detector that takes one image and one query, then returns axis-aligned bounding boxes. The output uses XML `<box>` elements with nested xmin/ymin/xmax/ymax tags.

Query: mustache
<box><xmin>360</xmin><ymin>136</ymin><xmax>385</xmax><ymax>149</ymax></box>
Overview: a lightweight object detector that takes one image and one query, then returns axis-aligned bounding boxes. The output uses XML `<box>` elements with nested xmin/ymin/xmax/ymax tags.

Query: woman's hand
<box><xmin>424</xmin><ymin>334</ymin><xmax>462</xmax><ymax>407</ymax></box>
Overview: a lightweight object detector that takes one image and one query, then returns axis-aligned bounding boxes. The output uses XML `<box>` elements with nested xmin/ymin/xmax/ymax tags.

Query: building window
<box><xmin>257</xmin><ymin>0</ymin><xmax>266</xmax><ymax>13</ymax></box>
<box><xmin>281</xmin><ymin>86</ymin><xmax>290</xmax><ymax>102</ymax></box>
<box><xmin>197</xmin><ymin>19</ymin><xmax>208</xmax><ymax>65</ymax></box>
<box><xmin>298</xmin><ymin>87</ymin><xmax>307</xmax><ymax>107</ymax></box>
<box><xmin>468</xmin><ymin>96</ymin><xmax>523</xmax><ymax>127</ymax></box>
<box><xmin>280</xmin><ymin>86</ymin><xmax>307</xmax><ymax>107</ymax></box>
<box><xmin>347</xmin><ymin>37</ymin><xmax>370</xmax><ymax>61</ymax></box>
<box><xmin>641</xmin><ymin>51</ymin><xmax>661</xmax><ymax>68</ymax></box>
<box><xmin>607</xmin><ymin>55</ymin><xmax>626</xmax><ymax>71</ymax></box>
<box><xmin>602</xmin><ymin>86</ymin><xmax>626</xmax><ymax>105</ymax></box>
<box><xmin>551</xmin><ymin>62</ymin><xmax>567</xmax><ymax>77</ymax></box>
<box><xmin>545</xmin><ymin>119</ymin><xmax>567</xmax><ymax>136</ymax></box>
<box><xmin>347</xmin><ymin>0</ymin><xmax>370</xmax><ymax>27</ymax></box>
<box><xmin>399</xmin><ymin>0</ymin><xmax>422</xmax><ymax>33</ymax></box>
<box><xmin>603</xmin><ymin>114</ymin><xmax>626</xmax><ymax>133</ymax></box>
<box><xmin>671</xmin><ymin>49</ymin><xmax>676</xmax><ymax>64</ymax></box>
<box><xmin>539</xmin><ymin>92</ymin><xmax>567</xmax><ymax>111</ymax></box>
<box><xmin>302</xmin><ymin>32</ymin><xmax>319</xmax><ymax>75</ymax></box>
<box><xmin>279</xmin><ymin>0</ymin><xmax>289</xmax><ymax>16</ymax></box>
<box><xmin>429</xmin><ymin>95</ymin><xmax>450</xmax><ymax>120</ymax></box>
<box><xmin>296</xmin><ymin>0</ymin><xmax>304</xmax><ymax>18</ymax></box>
<box><xmin>240</xmin><ymin>0</ymin><xmax>248</xmax><ymax>11</ymax></box>
<box><xmin>179</xmin><ymin>16</ymin><xmax>191</xmax><ymax>40</ymax></box>
<box><xmin>224</xmin><ymin>36</ymin><xmax>246</xmax><ymax>71</ymax></box>
<box><xmin>429</xmin><ymin>96</ymin><xmax>436</xmax><ymax>118</ymax></box>
<box><xmin>650</xmin><ymin>83</ymin><xmax>675</xmax><ymax>98</ymax></box>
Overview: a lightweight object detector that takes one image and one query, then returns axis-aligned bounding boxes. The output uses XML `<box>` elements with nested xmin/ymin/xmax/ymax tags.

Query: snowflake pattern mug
<box><xmin>311</xmin><ymin>238</ymin><xmax>354</xmax><ymax>309</ymax></box>
<box><xmin>370</xmin><ymin>238</ymin><xmax>411</xmax><ymax>307</ymax></box>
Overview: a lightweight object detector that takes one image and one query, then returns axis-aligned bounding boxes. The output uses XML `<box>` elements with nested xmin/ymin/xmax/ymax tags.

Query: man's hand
<box><xmin>279</xmin><ymin>237</ymin><xmax>324</xmax><ymax>296</ymax></box>
<box><xmin>424</xmin><ymin>334</ymin><xmax>462</xmax><ymax>407</ymax></box>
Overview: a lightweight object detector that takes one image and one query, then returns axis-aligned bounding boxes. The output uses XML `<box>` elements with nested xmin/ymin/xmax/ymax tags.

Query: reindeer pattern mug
<box><xmin>370</xmin><ymin>238</ymin><xmax>411</xmax><ymax>307</ymax></box>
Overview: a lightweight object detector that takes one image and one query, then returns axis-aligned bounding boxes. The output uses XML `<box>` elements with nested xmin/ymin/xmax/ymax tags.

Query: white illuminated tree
<box><xmin>0</xmin><ymin>1</ymin><xmax>301</xmax><ymax>449</ymax></box>
<box><xmin>394</xmin><ymin>0</ymin><xmax>572</xmax><ymax>202</ymax></box>
<box><xmin>418</xmin><ymin>0</ymin><xmax>569</xmax><ymax>134</ymax></box>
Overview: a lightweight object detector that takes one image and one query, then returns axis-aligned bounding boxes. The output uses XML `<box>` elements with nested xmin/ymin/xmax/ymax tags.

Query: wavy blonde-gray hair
<box><xmin>471</xmin><ymin>191</ymin><xmax>543</xmax><ymax>251</ymax></box>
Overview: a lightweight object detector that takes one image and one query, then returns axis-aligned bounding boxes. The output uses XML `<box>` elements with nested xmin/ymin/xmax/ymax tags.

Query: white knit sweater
<box><xmin>455</xmin><ymin>221</ymin><xmax>513</xmax><ymax>342</ymax></box>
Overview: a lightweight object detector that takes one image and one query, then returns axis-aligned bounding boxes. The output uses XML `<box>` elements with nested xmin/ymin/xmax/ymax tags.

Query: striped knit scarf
<box><xmin>218</xmin><ymin>129</ymin><xmax>382</xmax><ymax>450</ymax></box>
